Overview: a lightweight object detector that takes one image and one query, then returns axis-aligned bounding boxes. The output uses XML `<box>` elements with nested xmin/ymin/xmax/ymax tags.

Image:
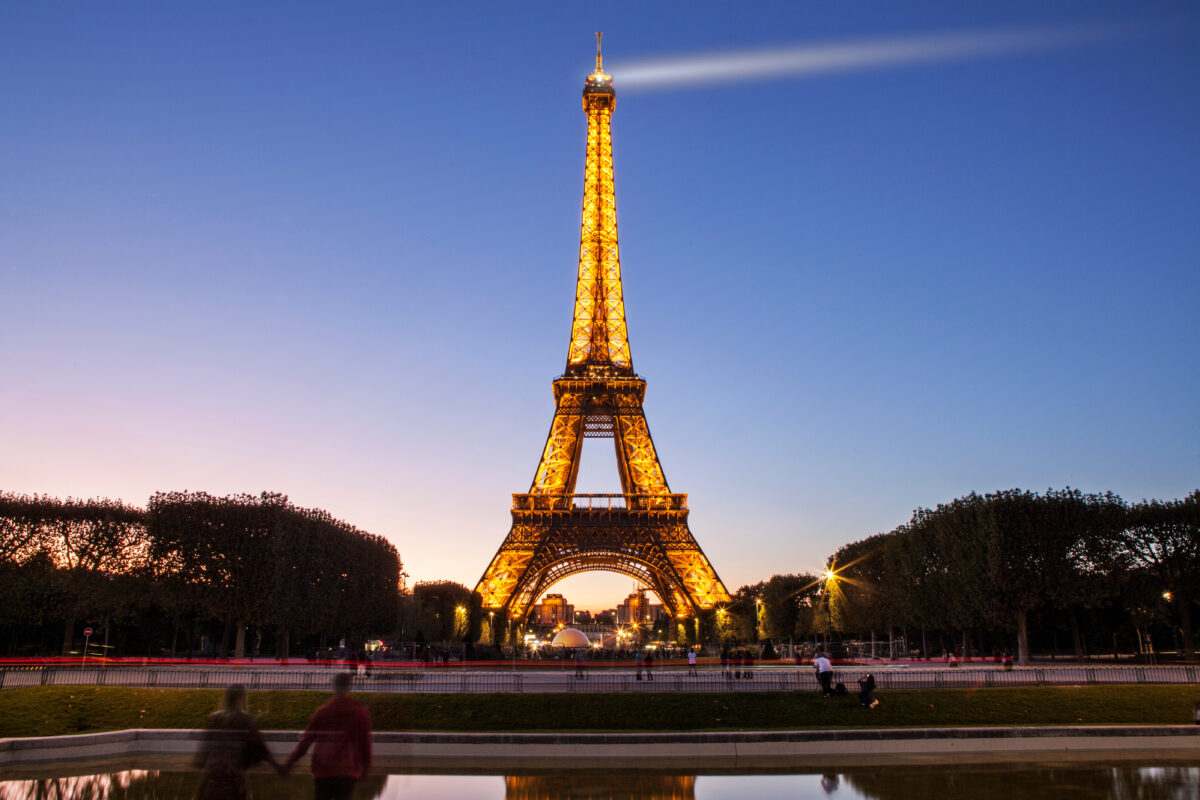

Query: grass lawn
<box><xmin>1</xmin><ymin>685</ymin><xmax>1198</xmax><ymax>739</ymax></box>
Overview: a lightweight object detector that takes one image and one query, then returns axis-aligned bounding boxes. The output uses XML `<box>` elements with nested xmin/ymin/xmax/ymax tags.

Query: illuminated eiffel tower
<box><xmin>475</xmin><ymin>35</ymin><xmax>731</xmax><ymax>622</ymax></box>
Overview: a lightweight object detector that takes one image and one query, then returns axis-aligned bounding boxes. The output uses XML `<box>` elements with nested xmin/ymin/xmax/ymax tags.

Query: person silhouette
<box><xmin>283</xmin><ymin>673</ymin><xmax>372</xmax><ymax>800</ymax></box>
<box><xmin>194</xmin><ymin>684</ymin><xmax>282</xmax><ymax>800</ymax></box>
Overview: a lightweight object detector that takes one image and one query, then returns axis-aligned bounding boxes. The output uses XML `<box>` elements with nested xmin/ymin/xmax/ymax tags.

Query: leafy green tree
<box><xmin>147</xmin><ymin>492</ymin><xmax>282</xmax><ymax>657</ymax></box>
<box><xmin>1119</xmin><ymin>491</ymin><xmax>1200</xmax><ymax>654</ymax></box>
<box><xmin>878</xmin><ymin>489</ymin><xmax>1124</xmax><ymax>663</ymax></box>
<box><xmin>410</xmin><ymin>581</ymin><xmax>474</xmax><ymax>643</ymax></box>
<box><xmin>827</xmin><ymin>533</ymin><xmax>897</xmax><ymax>641</ymax></box>
<box><xmin>760</xmin><ymin>573</ymin><xmax>821</xmax><ymax>642</ymax></box>
<box><xmin>714</xmin><ymin>585</ymin><xmax>758</xmax><ymax>645</ymax></box>
<box><xmin>975</xmin><ymin>489</ymin><xmax>1125</xmax><ymax>664</ymax></box>
<box><xmin>34</xmin><ymin>497</ymin><xmax>148</xmax><ymax>655</ymax></box>
<box><xmin>0</xmin><ymin>492</ymin><xmax>55</xmax><ymax>564</ymax></box>
<box><xmin>147</xmin><ymin>491</ymin><xmax>402</xmax><ymax>657</ymax></box>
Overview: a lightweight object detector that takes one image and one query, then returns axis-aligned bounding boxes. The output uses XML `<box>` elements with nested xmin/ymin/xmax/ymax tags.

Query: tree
<box><xmin>31</xmin><ymin>496</ymin><xmax>148</xmax><ymax>655</ymax></box>
<box><xmin>0</xmin><ymin>492</ymin><xmax>55</xmax><ymax>564</ymax></box>
<box><xmin>826</xmin><ymin>534</ymin><xmax>896</xmax><ymax>642</ymax></box>
<box><xmin>882</xmin><ymin>489</ymin><xmax>1125</xmax><ymax>664</ymax></box>
<box><xmin>1120</xmin><ymin>491</ymin><xmax>1200</xmax><ymax>654</ymax></box>
<box><xmin>760</xmin><ymin>573</ymin><xmax>821</xmax><ymax>642</ymax></box>
<box><xmin>147</xmin><ymin>492</ymin><xmax>283</xmax><ymax>657</ymax></box>
<box><xmin>975</xmin><ymin>489</ymin><xmax>1124</xmax><ymax>664</ymax></box>
<box><xmin>147</xmin><ymin>491</ymin><xmax>403</xmax><ymax>657</ymax></box>
<box><xmin>410</xmin><ymin>581</ymin><xmax>474</xmax><ymax>643</ymax></box>
<box><xmin>715</xmin><ymin>586</ymin><xmax>757</xmax><ymax>645</ymax></box>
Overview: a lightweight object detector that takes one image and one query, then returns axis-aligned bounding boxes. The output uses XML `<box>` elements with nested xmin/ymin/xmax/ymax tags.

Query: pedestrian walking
<box><xmin>193</xmin><ymin>684</ymin><xmax>282</xmax><ymax>800</ymax></box>
<box><xmin>644</xmin><ymin>650</ymin><xmax>654</xmax><ymax>681</ymax></box>
<box><xmin>687</xmin><ymin>649</ymin><xmax>697</xmax><ymax>676</ymax></box>
<box><xmin>635</xmin><ymin>650</ymin><xmax>644</xmax><ymax>680</ymax></box>
<box><xmin>574</xmin><ymin>649</ymin><xmax>586</xmax><ymax>679</ymax></box>
<box><xmin>283</xmin><ymin>673</ymin><xmax>372</xmax><ymax>800</ymax></box>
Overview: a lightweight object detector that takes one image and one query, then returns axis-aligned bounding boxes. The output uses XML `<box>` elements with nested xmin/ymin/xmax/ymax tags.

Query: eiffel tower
<box><xmin>475</xmin><ymin>35</ymin><xmax>731</xmax><ymax>622</ymax></box>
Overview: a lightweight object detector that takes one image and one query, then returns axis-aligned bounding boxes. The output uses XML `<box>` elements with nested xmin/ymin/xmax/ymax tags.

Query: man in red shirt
<box><xmin>284</xmin><ymin>672</ymin><xmax>372</xmax><ymax>800</ymax></box>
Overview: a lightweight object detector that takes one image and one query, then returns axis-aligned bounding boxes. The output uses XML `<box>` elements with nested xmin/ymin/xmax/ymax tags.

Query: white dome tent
<box><xmin>549</xmin><ymin>628</ymin><xmax>590</xmax><ymax>648</ymax></box>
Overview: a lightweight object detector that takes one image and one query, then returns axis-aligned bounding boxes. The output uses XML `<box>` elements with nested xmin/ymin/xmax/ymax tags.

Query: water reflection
<box><xmin>0</xmin><ymin>766</ymin><xmax>1197</xmax><ymax>800</ymax></box>
<box><xmin>0</xmin><ymin>770</ymin><xmax>385</xmax><ymax>799</ymax></box>
<box><xmin>505</xmin><ymin>774</ymin><xmax>695</xmax><ymax>799</ymax></box>
<box><xmin>841</xmin><ymin>766</ymin><xmax>1200</xmax><ymax>800</ymax></box>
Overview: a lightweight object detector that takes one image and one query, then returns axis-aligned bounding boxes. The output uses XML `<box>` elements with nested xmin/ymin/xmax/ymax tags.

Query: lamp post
<box><xmin>455</xmin><ymin>606</ymin><xmax>466</xmax><ymax>668</ymax></box>
<box><xmin>822</xmin><ymin>570</ymin><xmax>837</xmax><ymax>649</ymax></box>
<box><xmin>81</xmin><ymin>627</ymin><xmax>93</xmax><ymax>671</ymax></box>
<box><xmin>755</xmin><ymin>598</ymin><xmax>763</xmax><ymax>645</ymax></box>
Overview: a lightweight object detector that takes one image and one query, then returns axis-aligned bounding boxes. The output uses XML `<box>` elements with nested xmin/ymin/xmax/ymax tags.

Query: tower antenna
<box><xmin>595</xmin><ymin>31</ymin><xmax>604</xmax><ymax>74</ymax></box>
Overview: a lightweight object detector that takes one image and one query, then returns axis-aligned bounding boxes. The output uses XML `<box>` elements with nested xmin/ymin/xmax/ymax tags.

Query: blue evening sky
<box><xmin>2</xmin><ymin>2</ymin><xmax>1197</xmax><ymax>609</ymax></box>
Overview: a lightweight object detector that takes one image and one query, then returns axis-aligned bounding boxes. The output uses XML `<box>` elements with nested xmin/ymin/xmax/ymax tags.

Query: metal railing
<box><xmin>863</xmin><ymin>665</ymin><xmax>1200</xmax><ymax>690</ymax></box>
<box><xmin>0</xmin><ymin>667</ymin><xmax>523</xmax><ymax>693</ymax></box>
<box><xmin>569</xmin><ymin>665</ymin><xmax>1200</xmax><ymax>692</ymax></box>
<box><xmin>566</xmin><ymin>671</ymin><xmax>800</xmax><ymax>692</ymax></box>
<box><xmin>1</xmin><ymin>665</ymin><xmax>1196</xmax><ymax>694</ymax></box>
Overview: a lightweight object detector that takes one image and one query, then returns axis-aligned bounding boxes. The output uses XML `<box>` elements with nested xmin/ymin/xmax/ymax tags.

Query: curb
<box><xmin>3</xmin><ymin>726</ymin><xmax>1200</xmax><ymax>770</ymax></box>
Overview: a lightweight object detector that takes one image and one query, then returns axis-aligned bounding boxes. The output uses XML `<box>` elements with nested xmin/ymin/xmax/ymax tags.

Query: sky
<box><xmin>2</xmin><ymin>2</ymin><xmax>1198</xmax><ymax>612</ymax></box>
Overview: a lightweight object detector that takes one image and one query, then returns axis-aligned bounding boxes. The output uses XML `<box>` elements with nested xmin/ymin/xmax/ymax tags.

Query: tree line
<box><xmin>0</xmin><ymin>491</ymin><xmax>401</xmax><ymax>659</ymax></box>
<box><xmin>634</xmin><ymin>488</ymin><xmax>1198</xmax><ymax>664</ymax></box>
<box><xmin>3</xmin><ymin>486</ymin><xmax>1196</xmax><ymax>661</ymax></box>
<box><xmin>820</xmin><ymin>488</ymin><xmax>1200</xmax><ymax>663</ymax></box>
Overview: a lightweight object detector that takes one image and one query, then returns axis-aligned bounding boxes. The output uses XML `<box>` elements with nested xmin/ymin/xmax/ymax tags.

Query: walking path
<box><xmin>3</xmin><ymin>663</ymin><xmax>1197</xmax><ymax>693</ymax></box>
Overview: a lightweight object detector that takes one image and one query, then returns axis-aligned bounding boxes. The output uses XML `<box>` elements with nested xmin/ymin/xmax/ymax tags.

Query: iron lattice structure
<box><xmin>475</xmin><ymin>36</ymin><xmax>731</xmax><ymax>621</ymax></box>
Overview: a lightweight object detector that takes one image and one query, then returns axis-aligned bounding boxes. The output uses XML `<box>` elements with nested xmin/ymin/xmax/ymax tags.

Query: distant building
<box><xmin>616</xmin><ymin>591</ymin><xmax>662</xmax><ymax>625</ymax></box>
<box><xmin>532</xmin><ymin>593</ymin><xmax>574</xmax><ymax>626</ymax></box>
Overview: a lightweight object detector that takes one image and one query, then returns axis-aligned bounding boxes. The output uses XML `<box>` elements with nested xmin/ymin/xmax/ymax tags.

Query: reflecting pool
<box><xmin>0</xmin><ymin>764</ymin><xmax>1198</xmax><ymax>799</ymax></box>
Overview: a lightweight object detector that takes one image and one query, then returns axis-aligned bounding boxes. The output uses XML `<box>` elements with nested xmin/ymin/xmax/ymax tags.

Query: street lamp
<box><xmin>820</xmin><ymin>571</ymin><xmax>836</xmax><ymax>648</ymax></box>
<box><xmin>454</xmin><ymin>605</ymin><xmax>467</xmax><ymax>641</ymax></box>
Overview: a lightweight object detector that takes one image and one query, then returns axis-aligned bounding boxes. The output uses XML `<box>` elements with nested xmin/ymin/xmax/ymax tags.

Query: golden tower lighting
<box><xmin>474</xmin><ymin>35</ymin><xmax>731</xmax><ymax>621</ymax></box>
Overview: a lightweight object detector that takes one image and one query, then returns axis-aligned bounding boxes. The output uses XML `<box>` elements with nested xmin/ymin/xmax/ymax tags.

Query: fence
<box><xmin>566</xmin><ymin>671</ymin><xmax>801</xmax><ymax>692</ymax></box>
<box><xmin>1</xmin><ymin>665</ymin><xmax>1196</xmax><ymax>694</ymax></box>
<box><xmin>0</xmin><ymin>667</ymin><xmax>522</xmax><ymax>693</ymax></box>
<box><xmin>567</xmin><ymin>665</ymin><xmax>1200</xmax><ymax>692</ymax></box>
<box><xmin>866</xmin><ymin>665</ymin><xmax>1200</xmax><ymax>690</ymax></box>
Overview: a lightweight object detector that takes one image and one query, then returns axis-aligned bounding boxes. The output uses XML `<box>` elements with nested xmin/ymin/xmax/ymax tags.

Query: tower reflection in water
<box><xmin>505</xmin><ymin>774</ymin><xmax>695</xmax><ymax>800</ymax></box>
<box><xmin>3</xmin><ymin>767</ymin><xmax>1200</xmax><ymax>799</ymax></box>
<box><xmin>0</xmin><ymin>772</ymin><xmax>693</xmax><ymax>799</ymax></box>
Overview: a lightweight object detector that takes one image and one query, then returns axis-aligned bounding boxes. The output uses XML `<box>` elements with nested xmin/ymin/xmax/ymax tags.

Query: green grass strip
<box><xmin>2</xmin><ymin>686</ymin><xmax>1199</xmax><ymax>739</ymax></box>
